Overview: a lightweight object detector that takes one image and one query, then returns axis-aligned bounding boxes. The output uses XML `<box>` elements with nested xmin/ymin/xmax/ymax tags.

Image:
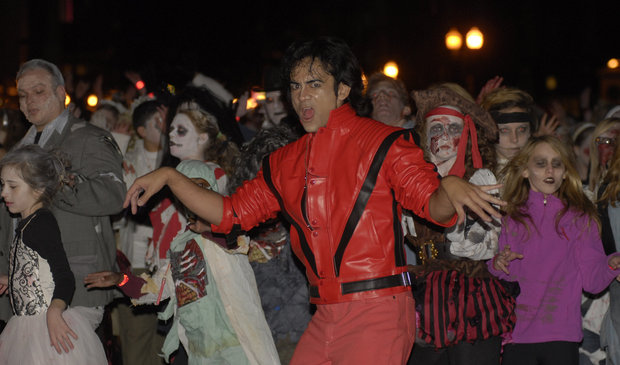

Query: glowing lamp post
<box><xmin>608</xmin><ymin>58</ymin><xmax>619</xmax><ymax>70</ymax></box>
<box><xmin>445</xmin><ymin>28</ymin><xmax>463</xmax><ymax>51</ymax></box>
<box><xmin>86</xmin><ymin>94</ymin><xmax>98</xmax><ymax>108</ymax></box>
<box><xmin>383</xmin><ymin>61</ymin><xmax>399</xmax><ymax>79</ymax></box>
<box><xmin>465</xmin><ymin>27</ymin><xmax>484</xmax><ymax>50</ymax></box>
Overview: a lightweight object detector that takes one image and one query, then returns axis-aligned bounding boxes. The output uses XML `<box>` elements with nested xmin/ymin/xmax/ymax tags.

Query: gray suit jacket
<box><xmin>0</xmin><ymin>114</ymin><xmax>126</xmax><ymax>310</ymax></box>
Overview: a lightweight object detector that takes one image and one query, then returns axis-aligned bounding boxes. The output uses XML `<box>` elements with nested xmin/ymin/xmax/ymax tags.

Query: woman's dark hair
<box><xmin>132</xmin><ymin>99</ymin><xmax>164</xmax><ymax>131</ymax></box>
<box><xmin>280</xmin><ymin>37</ymin><xmax>368</xmax><ymax>116</ymax></box>
<box><xmin>0</xmin><ymin>144</ymin><xmax>67</xmax><ymax>207</ymax></box>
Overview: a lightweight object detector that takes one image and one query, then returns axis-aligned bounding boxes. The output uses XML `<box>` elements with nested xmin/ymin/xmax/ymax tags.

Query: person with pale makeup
<box><xmin>366</xmin><ymin>72</ymin><xmax>413</xmax><ymax>128</ymax></box>
<box><xmin>488</xmin><ymin>135</ymin><xmax>620</xmax><ymax>365</ymax></box>
<box><xmin>481</xmin><ymin>87</ymin><xmax>560</xmax><ymax>175</ymax></box>
<box><xmin>598</xmin><ymin>141</ymin><xmax>620</xmax><ymax>364</ymax></box>
<box><xmin>406</xmin><ymin>86</ymin><xmax>514</xmax><ymax>365</ymax></box>
<box><xmin>122</xmin><ymin>37</ymin><xmax>504</xmax><ymax>364</ymax></box>
<box><xmin>86</xmin><ymin>108</ymin><xmax>278</xmax><ymax>364</ymax></box>
<box><xmin>587</xmin><ymin>117</ymin><xmax>620</xmax><ymax>196</ymax></box>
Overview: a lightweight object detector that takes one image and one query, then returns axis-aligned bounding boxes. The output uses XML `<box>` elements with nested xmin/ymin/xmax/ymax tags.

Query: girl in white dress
<box><xmin>0</xmin><ymin>145</ymin><xmax>107</xmax><ymax>364</ymax></box>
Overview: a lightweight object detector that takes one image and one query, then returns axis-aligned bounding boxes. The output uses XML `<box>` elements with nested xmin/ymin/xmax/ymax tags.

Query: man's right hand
<box><xmin>124</xmin><ymin>167</ymin><xmax>174</xmax><ymax>214</ymax></box>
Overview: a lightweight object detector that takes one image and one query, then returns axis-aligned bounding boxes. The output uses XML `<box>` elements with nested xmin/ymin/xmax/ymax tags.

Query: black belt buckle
<box><xmin>309</xmin><ymin>272</ymin><xmax>412</xmax><ymax>299</ymax></box>
<box><xmin>341</xmin><ymin>272</ymin><xmax>411</xmax><ymax>295</ymax></box>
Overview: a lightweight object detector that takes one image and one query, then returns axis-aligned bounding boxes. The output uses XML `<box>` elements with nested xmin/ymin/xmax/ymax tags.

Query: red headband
<box><xmin>426</xmin><ymin>106</ymin><xmax>482</xmax><ymax>178</ymax></box>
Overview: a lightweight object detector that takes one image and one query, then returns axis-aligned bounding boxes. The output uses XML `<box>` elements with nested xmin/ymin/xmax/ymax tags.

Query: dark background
<box><xmin>1</xmin><ymin>0</ymin><xmax>619</xmax><ymax>110</ymax></box>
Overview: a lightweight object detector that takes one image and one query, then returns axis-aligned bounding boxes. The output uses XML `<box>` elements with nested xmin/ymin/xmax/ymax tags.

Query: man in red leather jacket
<box><xmin>125</xmin><ymin>38</ymin><xmax>504</xmax><ymax>364</ymax></box>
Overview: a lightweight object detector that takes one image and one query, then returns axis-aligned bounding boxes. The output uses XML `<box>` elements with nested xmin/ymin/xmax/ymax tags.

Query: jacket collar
<box><xmin>527</xmin><ymin>189</ymin><xmax>563</xmax><ymax>209</ymax></box>
<box><xmin>20</xmin><ymin>109</ymin><xmax>69</xmax><ymax>147</ymax></box>
<box><xmin>323</xmin><ymin>103</ymin><xmax>357</xmax><ymax>131</ymax></box>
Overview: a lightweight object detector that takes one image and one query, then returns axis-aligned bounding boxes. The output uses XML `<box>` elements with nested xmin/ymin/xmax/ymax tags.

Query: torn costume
<box><xmin>119</xmin><ymin>160</ymin><xmax>279</xmax><ymax>365</ymax></box>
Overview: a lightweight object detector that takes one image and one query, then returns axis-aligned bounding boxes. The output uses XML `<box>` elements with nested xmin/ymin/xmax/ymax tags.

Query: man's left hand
<box><xmin>441</xmin><ymin>175</ymin><xmax>505</xmax><ymax>225</ymax></box>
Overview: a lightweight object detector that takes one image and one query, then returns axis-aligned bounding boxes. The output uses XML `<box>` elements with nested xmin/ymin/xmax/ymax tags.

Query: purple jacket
<box><xmin>488</xmin><ymin>190</ymin><xmax>619</xmax><ymax>343</ymax></box>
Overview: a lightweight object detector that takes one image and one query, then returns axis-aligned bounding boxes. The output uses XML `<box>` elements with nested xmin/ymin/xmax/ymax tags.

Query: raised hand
<box><xmin>439</xmin><ymin>175</ymin><xmax>505</xmax><ymax>225</ymax></box>
<box><xmin>534</xmin><ymin>113</ymin><xmax>560</xmax><ymax>137</ymax></box>
<box><xmin>476</xmin><ymin>76</ymin><xmax>504</xmax><ymax>104</ymax></box>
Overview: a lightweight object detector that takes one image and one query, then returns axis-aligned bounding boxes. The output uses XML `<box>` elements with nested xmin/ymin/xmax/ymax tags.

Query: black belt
<box><xmin>309</xmin><ymin>272</ymin><xmax>412</xmax><ymax>298</ymax></box>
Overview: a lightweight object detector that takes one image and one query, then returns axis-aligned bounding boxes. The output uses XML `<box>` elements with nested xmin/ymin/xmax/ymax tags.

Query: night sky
<box><xmin>2</xmin><ymin>1</ymin><xmax>619</xmax><ymax>105</ymax></box>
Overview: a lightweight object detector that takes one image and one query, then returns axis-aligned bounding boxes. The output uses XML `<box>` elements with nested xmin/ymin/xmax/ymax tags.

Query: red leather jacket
<box><xmin>213</xmin><ymin>104</ymin><xmax>454</xmax><ymax>304</ymax></box>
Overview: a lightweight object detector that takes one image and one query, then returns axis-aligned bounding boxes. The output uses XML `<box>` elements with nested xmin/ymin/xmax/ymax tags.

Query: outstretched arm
<box><xmin>124</xmin><ymin>167</ymin><xmax>225</xmax><ymax>225</ymax></box>
<box><xmin>429</xmin><ymin>175</ymin><xmax>504</xmax><ymax>225</ymax></box>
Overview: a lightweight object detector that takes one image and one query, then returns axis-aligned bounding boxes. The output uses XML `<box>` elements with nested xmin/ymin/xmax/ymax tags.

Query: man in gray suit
<box><xmin>4</xmin><ymin>59</ymin><xmax>126</xmax><ymax>315</ymax></box>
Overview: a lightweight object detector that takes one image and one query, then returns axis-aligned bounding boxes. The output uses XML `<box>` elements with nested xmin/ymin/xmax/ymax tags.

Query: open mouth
<box><xmin>302</xmin><ymin>107</ymin><xmax>314</xmax><ymax>121</ymax></box>
<box><xmin>543</xmin><ymin>177</ymin><xmax>555</xmax><ymax>184</ymax></box>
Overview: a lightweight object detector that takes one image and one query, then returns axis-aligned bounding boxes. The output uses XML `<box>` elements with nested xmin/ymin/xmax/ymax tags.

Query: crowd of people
<box><xmin>0</xmin><ymin>36</ymin><xmax>618</xmax><ymax>365</ymax></box>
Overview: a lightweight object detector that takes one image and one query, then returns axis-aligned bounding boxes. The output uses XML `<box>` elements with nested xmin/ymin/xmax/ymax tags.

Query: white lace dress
<box><xmin>0</xmin><ymin>210</ymin><xmax>107</xmax><ymax>364</ymax></box>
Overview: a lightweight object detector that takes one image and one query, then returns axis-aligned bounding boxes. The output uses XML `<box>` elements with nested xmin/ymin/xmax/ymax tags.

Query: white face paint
<box><xmin>169</xmin><ymin>113</ymin><xmax>205</xmax><ymax>161</ymax></box>
<box><xmin>425</xmin><ymin>113</ymin><xmax>464</xmax><ymax>176</ymax></box>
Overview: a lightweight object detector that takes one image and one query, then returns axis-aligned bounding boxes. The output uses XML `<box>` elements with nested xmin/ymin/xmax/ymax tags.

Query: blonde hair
<box><xmin>501</xmin><ymin>135</ymin><xmax>600</xmax><ymax>234</ymax></box>
<box><xmin>176</xmin><ymin>109</ymin><xmax>239</xmax><ymax>176</ymax></box>
<box><xmin>588</xmin><ymin>117</ymin><xmax>620</xmax><ymax>192</ymax></box>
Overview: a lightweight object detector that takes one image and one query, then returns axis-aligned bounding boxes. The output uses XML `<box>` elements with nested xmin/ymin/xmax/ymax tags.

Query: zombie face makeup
<box><xmin>169</xmin><ymin>113</ymin><xmax>205</xmax><ymax>161</ymax></box>
<box><xmin>425</xmin><ymin>110</ymin><xmax>464</xmax><ymax>174</ymax></box>
<box><xmin>522</xmin><ymin>142</ymin><xmax>566</xmax><ymax>196</ymax></box>
<box><xmin>595</xmin><ymin>125</ymin><xmax>620</xmax><ymax>168</ymax></box>
<box><xmin>261</xmin><ymin>90</ymin><xmax>286</xmax><ymax>127</ymax></box>
<box><xmin>370</xmin><ymin>81</ymin><xmax>408</xmax><ymax>126</ymax></box>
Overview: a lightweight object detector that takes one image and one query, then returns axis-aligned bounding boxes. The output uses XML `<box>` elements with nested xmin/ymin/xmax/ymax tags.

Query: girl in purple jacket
<box><xmin>489</xmin><ymin>135</ymin><xmax>620</xmax><ymax>365</ymax></box>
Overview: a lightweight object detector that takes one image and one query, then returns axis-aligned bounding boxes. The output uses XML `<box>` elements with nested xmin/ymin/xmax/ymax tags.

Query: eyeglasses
<box><xmin>594</xmin><ymin>137</ymin><xmax>616</xmax><ymax>146</ymax></box>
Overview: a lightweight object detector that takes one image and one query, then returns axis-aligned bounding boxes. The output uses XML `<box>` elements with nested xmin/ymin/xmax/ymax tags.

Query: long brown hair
<box><xmin>588</xmin><ymin>118</ymin><xmax>620</xmax><ymax>193</ymax></box>
<box><xmin>501</xmin><ymin>135</ymin><xmax>600</xmax><ymax>234</ymax></box>
<box><xmin>599</xmin><ymin>141</ymin><xmax>620</xmax><ymax>207</ymax></box>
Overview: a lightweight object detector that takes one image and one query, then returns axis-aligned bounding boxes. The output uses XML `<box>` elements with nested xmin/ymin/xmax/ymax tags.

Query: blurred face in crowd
<box><xmin>425</xmin><ymin>109</ymin><xmax>463</xmax><ymax>176</ymax></box>
<box><xmin>496</xmin><ymin>107</ymin><xmax>531</xmax><ymax>160</ymax></box>
<box><xmin>369</xmin><ymin>81</ymin><xmax>410</xmax><ymax>127</ymax></box>
<box><xmin>289</xmin><ymin>58</ymin><xmax>350</xmax><ymax>133</ymax></box>
<box><xmin>17</xmin><ymin>68</ymin><xmax>66</xmax><ymax>131</ymax></box>
<box><xmin>595</xmin><ymin>124</ymin><xmax>620</xmax><ymax>168</ymax></box>
<box><xmin>261</xmin><ymin>90</ymin><xmax>287</xmax><ymax>127</ymax></box>
<box><xmin>138</xmin><ymin>114</ymin><xmax>165</xmax><ymax>152</ymax></box>
<box><xmin>522</xmin><ymin>142</ymin><xmax>566</xmax><ymax>196</ymax></box>
<box><xmin>169</xmin><ymin>113</ymin><xmax>206</xmax><ymax>161</ymax></box>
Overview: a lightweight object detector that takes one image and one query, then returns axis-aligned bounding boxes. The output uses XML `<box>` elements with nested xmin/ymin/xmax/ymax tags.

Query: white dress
<box><xmin>0</xmin><ymin>210</ymin><xmax>107</xmax><ymax>365</ymax></box>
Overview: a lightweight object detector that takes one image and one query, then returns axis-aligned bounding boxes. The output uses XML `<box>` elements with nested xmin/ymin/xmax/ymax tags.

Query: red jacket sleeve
<box><xmin>211</xmin><ymin>169</ymin><xmax>281</xmax><ymax>233</ymax></box>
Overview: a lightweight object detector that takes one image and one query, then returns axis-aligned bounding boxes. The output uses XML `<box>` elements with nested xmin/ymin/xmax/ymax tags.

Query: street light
<box><xmin>466</xmin><ymin>27</ymin><xmax>484</xmax><ymax>50</ymax></box>
<box><xmin>445</xmin><ymin>28</ymin><xmax>463</xmax><ymax>51</ymax></box>
<box><xmin>608</xmin><ymin>58</ymin><xmax>619</xmax><ymax>70</ymax></box>
<box><xmin>383</xmin><ymin>61</ymin><xmax>399</xmax><ymax>79</ymax></box>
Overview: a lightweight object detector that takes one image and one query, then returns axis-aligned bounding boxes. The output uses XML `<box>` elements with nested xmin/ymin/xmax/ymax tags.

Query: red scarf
<box><xmin>425</xmin><ymin>106</ymin><xmax>482</xmax><ymax>178</ymax></box>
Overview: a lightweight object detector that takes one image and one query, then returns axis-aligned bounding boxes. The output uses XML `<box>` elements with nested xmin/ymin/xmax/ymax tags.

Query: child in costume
<box><xmin>489</xmin><ymin>135</ymin><xmax>620</xmax><ymax>365</ymax></box>
<box><xmin>0</xmin><ymin>145</ymin><xmax>107</xmax><ymax>364</ymax></box>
